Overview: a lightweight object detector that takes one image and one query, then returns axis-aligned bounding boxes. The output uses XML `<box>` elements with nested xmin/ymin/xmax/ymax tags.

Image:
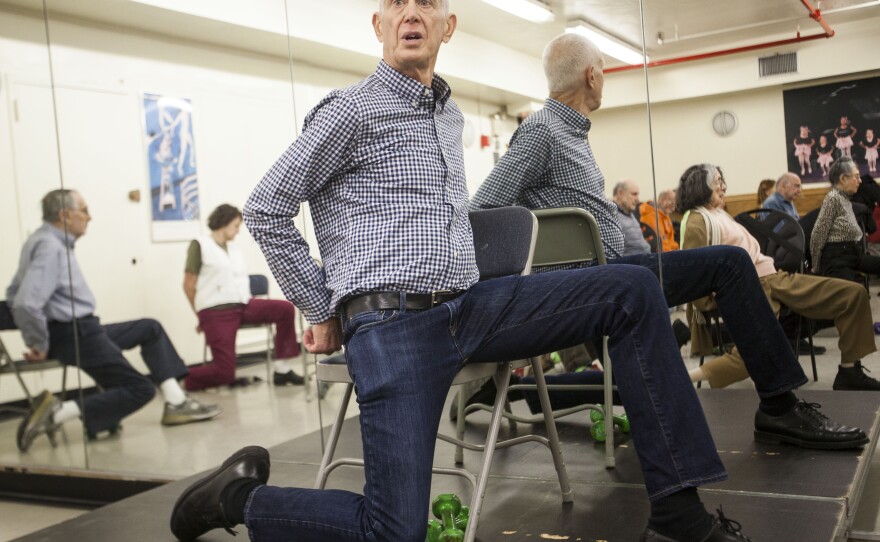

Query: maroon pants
<box><xmin>185</xmin><ymin>298</ymin><xmax>300</xmax><ymax>391</ymax></box>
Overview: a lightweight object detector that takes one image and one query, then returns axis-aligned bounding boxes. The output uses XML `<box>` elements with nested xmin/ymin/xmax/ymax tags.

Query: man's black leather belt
<box><xmin>342</xmin><ymin>291</ymin><xmax>464</xmax><ymax>321</ymax></box>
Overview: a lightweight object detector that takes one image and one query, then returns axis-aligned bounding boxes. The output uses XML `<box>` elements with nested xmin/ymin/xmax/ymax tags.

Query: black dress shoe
<box><xmin>170</xmin><ymin>446</ymin><xmax>270</xmax><ymax>541</ymax></box>
<box><xmin>788</xmin><ymin>338</ymin><xmax>826</xmax><ymax>355</ymax></box>
<box><xmin>833</xmin><ymin>361</ymin><xmax>880</xmax><ymax>391</ymax></box>
<box><xmin>273</xmin><ymin>370</ymin><xmax>304</xmax><ymax>386</ymax></box>
<box><xmin>642</xmin><ymin>508</ymin><xmax>753</xmax><ymax>541</ymax></box>
<box><xmin>754</xmin><ymin>400</ymin><xmax>869</xmax><ymax>450</ymax></box>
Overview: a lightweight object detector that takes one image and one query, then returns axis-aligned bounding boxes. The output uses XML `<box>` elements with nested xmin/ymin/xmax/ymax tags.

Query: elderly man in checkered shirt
<box><xmin>169</xmin><ymin>6</ymin><xmax>860</xmax><ymax>542</ymax></box>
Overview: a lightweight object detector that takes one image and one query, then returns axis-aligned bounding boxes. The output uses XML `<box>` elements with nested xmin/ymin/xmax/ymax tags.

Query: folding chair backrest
<box><xmin>531</xmin><ymin>207</ymin><xmax>607</xmax><ymax>267</ymax></box>
<box><xmin>249</xmin><ymin>274</ymin><xmax>270</xmax><ymax>297</ymax></box>
<box><xmin>734</xmin><ymin>208</ymin><xmax>805</xmax><ymax>273</ymax></box>
<box><xmin>468</xmin><ymin>207</ymin><xmax>538</xmax><ymax>280</ymax></box>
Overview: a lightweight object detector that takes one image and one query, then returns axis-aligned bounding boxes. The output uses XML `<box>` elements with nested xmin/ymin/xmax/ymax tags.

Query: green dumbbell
<box><xmin>425</xmin><ymin>494</ymin><xmax>467</xmax><ymax>542</ymax></box>
<box><xmin>589</xmin><ymin>409</ymin><xmax>630</xmax><ymax>442</ymax></box>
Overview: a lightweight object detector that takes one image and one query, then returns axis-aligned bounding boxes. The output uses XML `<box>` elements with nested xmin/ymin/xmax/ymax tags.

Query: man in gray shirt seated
<box><xmin>613</xmin><ymin>180</ymin><xmax>652</xmax><ymax>255</ymax></box>
<box><xmin>762</xmin><ymin>172</ymin><xmax>802</xmax><ymax>219</ymax></box>
<box><xmin>8</xmin><ymin>189</ymin><xmax>220</xmax><ymax>451</ymax></box>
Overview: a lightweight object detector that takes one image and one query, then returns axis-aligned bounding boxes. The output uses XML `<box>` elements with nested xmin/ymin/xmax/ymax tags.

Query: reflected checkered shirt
<box><xmin>469</xmin><ymin>98</ymin><xmax>625</xmax><ymax>259</ymax></box>
<box><xmin>243</xmin><ymin>61</ymin><xmax>479</xmax><ymax>324</ymax></box>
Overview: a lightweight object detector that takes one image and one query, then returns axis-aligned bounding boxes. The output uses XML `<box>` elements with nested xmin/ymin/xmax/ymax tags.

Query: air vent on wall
<box><xmin>758</xmin><ymin>52</ymin><xmax>798</xmax><ymax>78</ymax></box>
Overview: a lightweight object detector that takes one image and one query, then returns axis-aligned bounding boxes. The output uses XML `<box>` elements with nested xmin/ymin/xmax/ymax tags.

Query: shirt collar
<box><xmin>375</xmin><ymin>60</ymin><xmax>452</xmax><ymax>111</ymax></box>
<box><xmin>544</xmin><ymin>98</ymin><xmax>591</xmax><ymax>136</ymax></box>
<box><xmin>42</xmin><ymin>221</ymin><xmax>77</xmax><ymax>249</ymax></box>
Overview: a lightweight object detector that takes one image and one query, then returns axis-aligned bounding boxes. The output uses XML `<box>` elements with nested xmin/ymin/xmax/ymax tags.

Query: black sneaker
<box><xmin>642</xmin><ymin>507</ymin><xmax>753</xmax><ymax>541</ymax></box>
<box><xmin>833</xmin><ymin>361</ymin><xmax>880</xmax><ymax>391</ymax></box>
<box><xmin>273</xmin><ymin>370</ymin><xmax>304</xmax><ymax>386</ymax></box>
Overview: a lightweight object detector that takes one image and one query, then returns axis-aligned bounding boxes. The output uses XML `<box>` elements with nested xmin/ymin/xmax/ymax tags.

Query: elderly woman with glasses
<box><xmin>677</xmin><ymin>163</ymin><xmax>880</xmax><ymax>391</ymax></box>
<box><xmin>810</xmin><ymin>157</ymin><xmax>880</xmax><ymax>282</ymax></box>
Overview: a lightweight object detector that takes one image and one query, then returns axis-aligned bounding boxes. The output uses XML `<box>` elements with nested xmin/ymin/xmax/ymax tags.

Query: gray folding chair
<box><xmin>0</xmin><ymin>300</ymin><xmax>68</xmax><ymax>415</ymax></box>
<box><xmin>314</xmin><ymin>206</ymin><xmax>572</xmax><ymax>542</ymax></box>
<box><xmin>454</xmin><ymin>207</ymin><xmax>619</xmax><ymax>468</ymax></box>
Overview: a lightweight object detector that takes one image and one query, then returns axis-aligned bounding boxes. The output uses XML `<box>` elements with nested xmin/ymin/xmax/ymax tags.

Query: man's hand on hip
<box><xmin>303</xmin><ymin>319</ymin><xmax>342</xmax><ymax>354</ymax></box>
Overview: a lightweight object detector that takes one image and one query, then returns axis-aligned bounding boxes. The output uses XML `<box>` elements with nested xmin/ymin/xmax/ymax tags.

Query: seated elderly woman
<box><xmin>183</xmin><ymin>204</ymin><xmax>303</xmax><ymax>391</ymax></box>
<box><xmin>677</xmin><ymin>163</ymin><xmax>880</xmax><ymax>391</ymax></box>
<box><xmin>810</xmin><ymin>157</ymin><xmax>880</xmax><ymax>282</ymax></box>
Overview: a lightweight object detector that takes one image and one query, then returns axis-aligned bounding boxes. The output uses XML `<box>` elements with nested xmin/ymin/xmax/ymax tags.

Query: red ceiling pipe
<box><xmin>605</xmin><ymin>0</ymin><xmax>835</xmax><ymax>74</ymax></box>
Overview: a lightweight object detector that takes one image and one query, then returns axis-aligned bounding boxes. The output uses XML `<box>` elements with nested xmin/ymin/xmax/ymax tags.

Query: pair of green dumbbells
<box><xmin>589</xmin><ymin>408</ymin><xmax>630</xmax><ymax>442</ymax></box>
<box><xmin>426</xmin><ymin>494</ymin><xmax>469</xmax><ymax>542</ymax></box>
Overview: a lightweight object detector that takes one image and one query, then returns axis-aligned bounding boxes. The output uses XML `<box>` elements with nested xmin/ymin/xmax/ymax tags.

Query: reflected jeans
<box><xmin>244</xmin><ymin>262</ymin><xmax>727</xmax><ymax>542</ymax></box>
<box><xmin>611</xmin><ymin>246</ymin><xmax>808</xmax><ymax>397</ymax></box>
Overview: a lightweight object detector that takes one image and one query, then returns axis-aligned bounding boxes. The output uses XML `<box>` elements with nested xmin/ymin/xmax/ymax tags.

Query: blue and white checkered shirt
<box><xmin>244</xmin><ymin>61</ymin><xmax>479</xmax><ymax>324</ymax></box>
<box><xmin>469</xmin><ymin>98</ymin><xmax>625</xmax><ymax>259</ymax></box>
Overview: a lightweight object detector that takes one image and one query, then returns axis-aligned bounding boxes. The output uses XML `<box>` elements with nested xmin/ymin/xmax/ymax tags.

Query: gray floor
<box><xmin>3</xmin><ymin>297</ymin><xmax>880</xmax><ymax>541</ymax></box>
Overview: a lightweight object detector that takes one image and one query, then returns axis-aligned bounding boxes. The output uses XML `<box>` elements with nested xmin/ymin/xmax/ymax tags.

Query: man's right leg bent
<box><xmin>49</xmin><ymin>317</ymin><xmax>155</xmax><ymax>435</ymax></box>
<box><xmin>245</xmin><ymin>307</ymin><xmax>462</xmax><ymax>542</ymax></box>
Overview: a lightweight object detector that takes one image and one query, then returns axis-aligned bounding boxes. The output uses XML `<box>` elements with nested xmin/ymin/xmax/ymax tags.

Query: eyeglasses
<box><xmin>68</xmin><ymin>206</ymin><xmax>90</xmax><ymax>217</ymax></box>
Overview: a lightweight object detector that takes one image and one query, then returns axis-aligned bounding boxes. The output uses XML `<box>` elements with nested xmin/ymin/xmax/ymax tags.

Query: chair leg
<box><xmin>801</xmin><ymin>316</ymin><xmax>818</xmax><ymax>382</ymax></box>
<box><xmin>455</xmin><ymin>384</ymin><xmax>467</xmax><ymax>465</ymax></box>
<box><xmin>529</xmin><ymin>357</ymin><xmax>573</xmax><ymax>502</ymax></box>
<box><xmin>602</xmin><ymin>336</ymin><xmax>615</xmax><ymax>469</ymax></box>
<box><xmin>463</xmin><ymin>362</ymin><xmax>513</xmax><ymax>542</ymax></box>
<box><xmin>265</xmin><ymin>326</ymin><xmax>273</xmax><ymax>384</ymax></box>
<box><xmin>314</xmin><ymin>382</ymin><xmax>354</xmax><ymax>490</ymax></box>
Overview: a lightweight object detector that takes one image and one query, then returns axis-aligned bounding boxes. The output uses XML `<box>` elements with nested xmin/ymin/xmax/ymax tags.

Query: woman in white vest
<box><xmin>182</xmin><ymin>204</ymin><xmax>303</xmax><ymax>390</ymax></box>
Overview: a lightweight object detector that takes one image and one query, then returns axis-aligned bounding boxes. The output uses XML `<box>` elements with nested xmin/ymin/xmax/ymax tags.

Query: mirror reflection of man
<box><xmin>762</xmin><ymin>172</ymin><xmax>802</xmax><ymax>219</ymax></box>
<box><xmin>613</xmin><ymin>180</ymin><xmax>651</xmax><ymax>256</ymax></box>
<box><xmin>7</xmin><ymin>189</ymin><xmax>220</xmax><ymax>452</ymax></box>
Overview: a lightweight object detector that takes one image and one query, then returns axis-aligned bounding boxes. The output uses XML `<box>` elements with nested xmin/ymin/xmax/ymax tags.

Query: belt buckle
<box><xmin>431</xmin><ymin>290</ymin><xmax>454</xmax><ymax>306</ymax></box>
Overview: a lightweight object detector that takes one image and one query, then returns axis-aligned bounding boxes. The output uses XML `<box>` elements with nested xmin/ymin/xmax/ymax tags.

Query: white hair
<box><xmin>543</xmin><ymin>33</ymin><xmax>603</xmax><ymax>93</ymax></box>
<box><xmin>378</xmin><ymin>0</ymin><xmax>450</xmax><ymax>14</ymax></box>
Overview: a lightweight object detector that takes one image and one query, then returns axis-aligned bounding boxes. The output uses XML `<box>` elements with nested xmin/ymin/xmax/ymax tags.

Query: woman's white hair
<box><xmin>542</xmin><ymin>33</ymin><xmax>603</xmax><ymax>93</ymax></box>
<box><xmin>378</xmin><ymin>0</ymin><xmax>450</xmax><ymax>13</ymax></box>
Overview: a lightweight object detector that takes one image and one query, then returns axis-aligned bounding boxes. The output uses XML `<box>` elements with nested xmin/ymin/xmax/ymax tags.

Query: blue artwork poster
<box><xmin>143</xmin><ymin>93</ymin><xmax>200</xmax><ymax>240</ymax></box>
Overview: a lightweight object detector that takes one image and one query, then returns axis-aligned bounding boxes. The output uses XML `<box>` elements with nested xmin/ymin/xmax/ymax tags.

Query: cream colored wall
<box><xmin>591</xmin><ymin>87</ymin><xmax>800</xmax><ymax>199</ymax></box>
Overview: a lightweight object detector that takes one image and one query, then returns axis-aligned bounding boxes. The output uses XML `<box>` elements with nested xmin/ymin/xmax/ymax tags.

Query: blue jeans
<box><xmin>611</xmin><ymin>246</ymin><xmax>808</xmax><ymax>397</ymax></box>
<box><xmin>48</xmin><ymin>316</ymin><xmax>188</xmax><ymax>434</ymax></box>
<box><xmin>245</xmin><ymin>262</ymin><xmax>729</xmax><ymax>541</ymax></box>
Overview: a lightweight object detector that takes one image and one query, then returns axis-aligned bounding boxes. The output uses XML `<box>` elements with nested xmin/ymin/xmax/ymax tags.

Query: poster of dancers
<box><xmin>143</xmin><ymin>93</ymin><xmax>200</xmax><ymax>241</ymax></box>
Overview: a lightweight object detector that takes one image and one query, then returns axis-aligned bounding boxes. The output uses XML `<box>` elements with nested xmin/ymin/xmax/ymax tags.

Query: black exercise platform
<box><xmin>14</xmin><ymin>389</ymin><xmax>880</xmax><ymax>541</ymax></box>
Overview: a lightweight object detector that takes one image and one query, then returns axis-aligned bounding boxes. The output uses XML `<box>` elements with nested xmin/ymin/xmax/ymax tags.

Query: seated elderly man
<box><xmin>613</xmin><ymin>180</ymin><xmax>651</xmax><ymax>255</ymax></box>
<box><xmin>8</xmin><ymin>189</ymin><xmax>221</xmax><ymax>451</ymax></box>
<box><xmin>640</xmin><ymin>189</ymin><xmax>680</xmax><ymax>252</ymax></box>
<box><xmin>677</xmin><ymin>163</ymin><xmax>880</xmax><ymax>392</ymax></box>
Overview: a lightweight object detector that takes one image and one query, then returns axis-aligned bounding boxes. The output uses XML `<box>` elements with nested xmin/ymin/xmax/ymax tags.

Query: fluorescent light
<box><xmin>480</xmin><ymin>0</ymin><xmax>554</xmax><ymax>24</ymax></box>
<box><xmin>565</xmin><ymin>23</ymin><xmax>646</xmax><ymax>65</ymax></box>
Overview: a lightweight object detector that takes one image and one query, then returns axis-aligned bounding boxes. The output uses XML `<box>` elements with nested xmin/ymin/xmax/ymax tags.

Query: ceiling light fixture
<box><xmin>565</xmin><ymin>22</ymin><xmax>646</xmax><ymax>65</ymax></box>
<box><xmin>479</xmin><ymin>0</ymin><xmax>554</xmax><ymax>24</ymax></box>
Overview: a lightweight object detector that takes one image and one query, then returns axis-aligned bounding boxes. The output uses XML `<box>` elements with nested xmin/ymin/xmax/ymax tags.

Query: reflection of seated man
<box><xmin>183</xmin><ymin>204</ymin><xmax>303</xmax><ymax>390</ymax></box>
<box><xmin>469</xmin><ymin>32</ymin><xmax>864</xmax><ymax>453</ymax></box>
<box><xmin>761</xmin><ymin>172</ymin><xmax>801</xmax><ymax>219</ymax></box>
<box><xmin>677</xmin><ymin>164</ymin><xmax>880</xmax><ymax>391</ymax></box>
<box><xmin>640</xmin><ymin>189</ymin><xmax>680</xmax><ymax>251</ymax></box>
<box><xmin>613</xmin><ymin>180</ymin><xmax>651</xmax><ymax>255</ymax></box>
<box><xmin>8</xmin><ymin>189</ymin><xmax>221</xmax><ymax>452</ymax></box>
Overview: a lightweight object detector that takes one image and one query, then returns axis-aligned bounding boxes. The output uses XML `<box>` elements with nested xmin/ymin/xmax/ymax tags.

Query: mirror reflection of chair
<box><xmin>735</xmin><ymin>208</ymin><xmax>818</xmax><ymax>381</ymax></box>
<box><xmin>456</xmin><ymin>207</ymin><xmax>619</xmax><ymax>467</ymax></box>
<box><xmin>313</xmin><ymin>207</ymin><xmax>572</xmax><ymax>542</ymax></box>
<box><xmin>0</xmin><ymin>300</ymin><xmax>69</xmax><ymax>416</ymax></box>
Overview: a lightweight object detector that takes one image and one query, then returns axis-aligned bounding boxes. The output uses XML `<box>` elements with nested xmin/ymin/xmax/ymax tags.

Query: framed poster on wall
<box><xmin>142</xmin><ymin>92</ymin><xmax>200</xmax><ymax>241</ymax></box>
<box><xmin>782</xmin><ymin>75</ymin><xmax>880</xmax><ymax>183</ymax></box>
